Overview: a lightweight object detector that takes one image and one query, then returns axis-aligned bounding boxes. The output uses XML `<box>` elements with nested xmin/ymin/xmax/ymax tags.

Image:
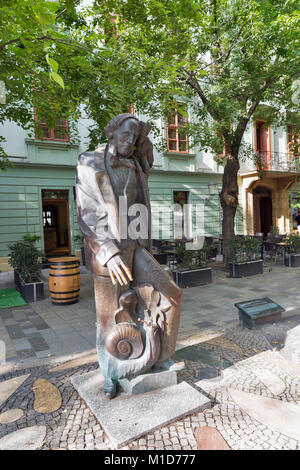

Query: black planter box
<box><xmin>15</xmin><ymin>274</ymin><xmax>44</xmax><ymax>302</ymax></box>
<box><xmin>284</xmin><ymin>253</ymin><xmax>300</xmax><ymax>267</ymax></box>
<box><xmin>229</xmin><ymin>260</ymin><xmax>263</xmax><ymax>278</ymax></box>
<box><xmin>172</xmin><ymin>267</ymin><xmax>212</xmax><ymax>288</ymax></box>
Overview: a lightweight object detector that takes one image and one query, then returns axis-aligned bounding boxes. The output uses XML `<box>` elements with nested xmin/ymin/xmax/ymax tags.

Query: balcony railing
<box><xmin>255</xmin><ymin>151</ymin><xmax>300</xmax><ymax>173</ymax></box>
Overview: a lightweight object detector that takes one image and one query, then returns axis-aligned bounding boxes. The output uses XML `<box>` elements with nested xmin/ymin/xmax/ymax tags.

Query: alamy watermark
<box><xmin>93</xmin><ymin>197</ymin><xmax>205</xmax><ymax>243</ymax></box>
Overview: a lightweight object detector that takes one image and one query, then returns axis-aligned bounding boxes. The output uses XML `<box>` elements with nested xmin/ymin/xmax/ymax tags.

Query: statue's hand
<box><xmin>107</xmin><ymin>255</ymin><xmax>133</xmax><ymax>286</ymax></box>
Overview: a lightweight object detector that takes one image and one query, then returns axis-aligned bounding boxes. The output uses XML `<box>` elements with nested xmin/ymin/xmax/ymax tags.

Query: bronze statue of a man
<box><xmin>76</xmin><ymin>114</ymin><xmax>182</xmax><ymax>398</ymax></box>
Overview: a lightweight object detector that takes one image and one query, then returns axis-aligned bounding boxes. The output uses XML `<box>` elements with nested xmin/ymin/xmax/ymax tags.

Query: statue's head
<box><xmin>105</xmin><ymin>113</ymin><xmax>140</xmax><ymax>158</ymax></box>
<box><xmin>105</xmin><ymin>114</ymin><xmax>153</xmax><ymax>174</ymax></box>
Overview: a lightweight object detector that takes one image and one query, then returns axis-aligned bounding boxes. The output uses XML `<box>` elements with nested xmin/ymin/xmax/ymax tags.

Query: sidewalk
<box><xmin>0</xmin><ymin>262</ymin><xmax>300</xmax><ymax>450</ymax></box>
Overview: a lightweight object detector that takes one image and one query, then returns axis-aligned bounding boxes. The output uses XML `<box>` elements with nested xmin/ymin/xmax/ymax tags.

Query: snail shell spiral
<box><xmin>105</xmin><ymin>323</ymin><xmax>144</xmax><ymax>360</ymax></box>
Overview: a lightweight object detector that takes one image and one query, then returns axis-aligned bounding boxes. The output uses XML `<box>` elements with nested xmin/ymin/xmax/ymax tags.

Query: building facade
<box><xmin>0</xmin><ymin>107</ymin><xmax>298</xmax><ymax>271</ymax></box>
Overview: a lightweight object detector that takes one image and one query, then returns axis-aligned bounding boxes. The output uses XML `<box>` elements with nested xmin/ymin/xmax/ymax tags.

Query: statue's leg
<box><xmin>94</xmin><ymin>275</ymin><xmax>121</xmax><ymax>398</ymax></box>
<box><xmin>132</xmin><ymin>247</ymin><xmax>182</xmax><ymax>363</ymax></box>
<box><xmin>94</xmin><ymin>244</ymin><xmax>136</xmax><ymax>398</ymax></box>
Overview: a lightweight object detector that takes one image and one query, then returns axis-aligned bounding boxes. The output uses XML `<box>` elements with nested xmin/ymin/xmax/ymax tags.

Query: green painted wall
<box><xmin>0</xmin><ymin>164</ymin><xmax>81</xmax><ymax>259</ymax></box>
<box><xmin>149</xmin><ymin>171</ymin><xmax>223</xmax><ymax>239</ymax></box>
<box><xmin>0</xmin><ymin>165</ymin><xmax>225</xmax><ymax>259</ymax></box>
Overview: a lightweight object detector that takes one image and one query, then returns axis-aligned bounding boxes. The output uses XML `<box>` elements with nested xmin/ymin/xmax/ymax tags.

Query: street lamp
<box><xmin>205</xmin><ymin>182</ymin><xmax>218</xmax><ymax>204</ymax></box>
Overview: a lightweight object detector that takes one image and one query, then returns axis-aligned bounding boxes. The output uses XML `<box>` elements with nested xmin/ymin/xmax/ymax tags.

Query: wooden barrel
<box><xmin>48</xmin><ymin>257</ymin><xmax>81</xmax><ymax>305</ymax></box>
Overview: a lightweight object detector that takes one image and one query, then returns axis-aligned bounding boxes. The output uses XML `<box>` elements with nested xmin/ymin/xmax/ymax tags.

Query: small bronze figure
<box><xmin>76</xmin><ymin>114</ymin><xmax>182</xmax><ymax>398</ymax></box>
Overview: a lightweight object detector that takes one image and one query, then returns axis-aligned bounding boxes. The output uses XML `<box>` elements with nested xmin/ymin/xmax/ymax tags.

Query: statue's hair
<box><xmin>105</xmin><ymin>113</ymin><xmax>153</xmax><ymax>174</ymax></box>
<box><xmin>105</xmin><ymin>113</ymin><xmax>140</xmax><ymax>140</ymax></box>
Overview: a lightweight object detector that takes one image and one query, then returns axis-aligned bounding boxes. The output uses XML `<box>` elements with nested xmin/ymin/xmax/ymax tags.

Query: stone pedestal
<box><xmin>119</xmin><ymin>360</ymin><xmax>185</xmax><ymax>395</ymax></box>
<box><xmin>119</xmin><ymin>369</ymin><xmax>177</xmax><ymax>395</ymax></box>
<box><xmin>71</xmin><ymin>369</ymin><xmax>211</xmax><ymax>448</ymax></box>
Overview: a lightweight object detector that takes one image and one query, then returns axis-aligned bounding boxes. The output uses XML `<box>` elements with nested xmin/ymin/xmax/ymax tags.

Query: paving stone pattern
<box><xmin>1</xmin><ymin>263</ymin><xmax>300</xmax><ymax>449</ymax></box>
<box><xmin>0</xmin><ymin>320</ymin><xmax>300</xmax><ymax>450</ymax></box>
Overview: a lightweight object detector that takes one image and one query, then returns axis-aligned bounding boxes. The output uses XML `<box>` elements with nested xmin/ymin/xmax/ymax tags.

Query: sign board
<box><xmin>234</xmin><ymin>297</ymin><xmax>285</xmax><ymax>329</ymax></box>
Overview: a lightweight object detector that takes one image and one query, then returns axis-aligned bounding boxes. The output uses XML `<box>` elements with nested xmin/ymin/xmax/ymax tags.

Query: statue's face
<box><xmin>113</xmin><ymin>118</ymin><xmax>140</xmax><ymax>158</ymax></box>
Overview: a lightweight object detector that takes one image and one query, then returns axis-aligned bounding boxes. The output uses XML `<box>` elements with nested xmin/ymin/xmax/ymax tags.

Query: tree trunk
<box><xmin>220</xmin><ymin>151</ymin><xmax>240</xmax><ymax>264</ymax></box>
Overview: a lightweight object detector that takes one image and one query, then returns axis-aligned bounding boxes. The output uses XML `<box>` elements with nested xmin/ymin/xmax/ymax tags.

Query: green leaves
<box><xmin>46</xmin><ymin>55</ymin><xmax>58</xmax><ymax>73</ymax></box>
<box><xmin>33</xmin><ymin>1</ymin><xmax>60</xmax><ymax>26</ymax></box>
<box><xmin>46</xmin><ymin>54</ymin><xmax>64</xmax><ymax>88</ymax></box>
<box><xmin>34</xmin><ymin>8</ymin><xmax>55</xmax><ymax>26</ymax></box>
<box><xmin>50</xmin><ymin>70</ymin><xmax>64</xmax><ymax>89</ymax></box>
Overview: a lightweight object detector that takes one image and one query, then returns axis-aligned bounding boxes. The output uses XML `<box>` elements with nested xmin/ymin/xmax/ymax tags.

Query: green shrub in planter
<box><xmin>173</xmin><ymin>242</ymin><xmax>213</xmax><ymax>287</ymax></box>
<box><xmin>228</xmin><ymin>236</ymin><xmax>262</xmax><ymax>264</ymax></box>
<box><xmin>8</xmin><ymin>234</ymin><xmax>43</xmax><ymax>283</ymax></box>
<box><xmin>175</xmin><ymin>242</ymin><xmax>213</xmax><ymax>270</ymax></box>
<box><xmin>285</xmin><ymin>233</ymin><xmax>300</xmax><ymax>254</ymax></box>
<box><xmin>284</xmin><ymin>233</ymin><xmax>300</xmax><ymax>267</ymax></box>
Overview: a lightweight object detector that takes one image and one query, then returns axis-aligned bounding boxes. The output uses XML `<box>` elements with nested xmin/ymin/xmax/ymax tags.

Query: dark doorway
<box><xmin>260</xmin><ymin>197</ymin><xmax>273</xmax><ymax>236</ymax></box>
<box><xmin>42</xmin><ymin>190</ymin><xmax>70</xmax><ymax>257</ymax></box>
<box><xmin>253</xmin><ymin>186</ymin><xmax>273</xmax><ymax>236</ymax></box>
<box><xmin>173</xmin><ymin>190</ymin><xmax>190</xmax><ymax>239</ymax></box>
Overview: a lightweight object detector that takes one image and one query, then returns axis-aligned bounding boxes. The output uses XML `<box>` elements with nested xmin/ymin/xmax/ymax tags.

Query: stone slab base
<box><xmin>119</xmin><ymin>369</ymin><xmax>178</xmax><ymax>395</ymax></box>
<box><xmin>71</xmin><ymin>369</ymin><xmax>211</xmax><ymax>449</ymax></box>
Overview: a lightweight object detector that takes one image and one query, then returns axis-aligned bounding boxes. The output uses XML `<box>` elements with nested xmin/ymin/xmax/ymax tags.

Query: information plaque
<box><xmin>234</xmin><ymin>297</ymin><xmax>285</xmax><ymax>329</ymax></box>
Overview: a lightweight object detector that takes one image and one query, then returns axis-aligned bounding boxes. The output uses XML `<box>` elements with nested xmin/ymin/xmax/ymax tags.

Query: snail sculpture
<box><xmin>103</xmin><ymin>284</ymin><xmax>170</xmax><ymax>379</ymax></box>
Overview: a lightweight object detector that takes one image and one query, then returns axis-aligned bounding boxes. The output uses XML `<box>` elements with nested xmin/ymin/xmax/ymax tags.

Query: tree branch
<box><xmin>0</xmin><ymin>0</ymin><xmax>82</xmax><ymax>53</ymax></box>
<box><xmin>0</xmin><ymin>38</ymin><xmax>21</xmax><ymax>52</ymax></box>
<box><xmin>55</xmin><ymin>0</ymin><xmax>82</xmax><ymax>20</ymax></box>
<box><xmin>182</xmin><ymin>71</ymin><xmax>230</xmax><ymax>141</ymax></box>
<box><xmin>233</xmin><ymin>76</ymin><xmax>277</xmax><ymax>149</ymax></box>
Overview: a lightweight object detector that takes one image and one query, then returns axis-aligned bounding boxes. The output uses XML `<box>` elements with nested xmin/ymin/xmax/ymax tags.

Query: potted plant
<box><xmin>228</xmin><ymin>236</ymin><xmax>263</xmax><ymax>278</ymax></box>
<box><xmin>74</xmin><ymin>234</ymin><xmax>86</xmax><ymax>265</ymax></box>
<box><xmin>284</xmin><ymin>233</ymin><xmax>300</xmax><ymax>267</ymax></box>
<box><xmin>172</xmin><ymin>242</ymin><xmax>213</xmax><ymax>288</ymax></box>
<box><xmin>8</xmin><ymin>234</ymin><xmax>44</xmax><ymax>302</ymax></box>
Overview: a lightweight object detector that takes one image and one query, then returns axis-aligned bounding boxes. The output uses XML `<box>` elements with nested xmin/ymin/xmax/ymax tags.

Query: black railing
<box><xmin>254</xmin><ymin>151</ymin><xmax>300</xmax><ymax>173</ymax></box>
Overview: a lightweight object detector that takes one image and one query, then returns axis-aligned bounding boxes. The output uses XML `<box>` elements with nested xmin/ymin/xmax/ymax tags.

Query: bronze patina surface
<box><xmin>76</xmin><ymin>114</ymin><xmax>182</xmax><ymax>398</ymax></box>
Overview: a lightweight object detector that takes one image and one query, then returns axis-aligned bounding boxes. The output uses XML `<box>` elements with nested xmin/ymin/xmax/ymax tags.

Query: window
<box><xmin>287</xmin><ymin>125</ymin><xmax>300</xmax><ymax>158</ymax></box>
<box><xmin>43</xmin><ymin>206</ymin><xmax>56</xmax><ymax>228</ymax></box>
<box><xmin>166</xmin><ymin>106</ymin><xmax>189</xmax><ymax>153</ymax></box>
<box><xmin>34</xmin><ymin>109</ymin><xmax>69</xmax><ymax>141</ymax></box>
<box><xmin>254</xmin><ymin>120</ymin><xmax>271</xmax><ymax>169</ymax></box>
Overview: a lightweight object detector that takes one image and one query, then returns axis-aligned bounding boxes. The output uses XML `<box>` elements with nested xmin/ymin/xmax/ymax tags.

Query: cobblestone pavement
<box><xmin>1</xmin><ymin>260</ymin><xmax>300</xmax><ymax>364</ymax></box>
<box><xmin>1</xmin><ymin>261</ymin><xmax>300</xmax><ymax>449</ymax></box>
<box><xmin>1</xmin><ymin>319</ymin><xmax>300</xmax><ymax>450</ymax></box>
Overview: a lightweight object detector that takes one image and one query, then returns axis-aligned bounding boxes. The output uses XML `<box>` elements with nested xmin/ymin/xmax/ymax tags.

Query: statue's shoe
<box><xmin>103</xmin><ymin>378</ymin><xmax>117</xmax><ymax>399</ymax></box>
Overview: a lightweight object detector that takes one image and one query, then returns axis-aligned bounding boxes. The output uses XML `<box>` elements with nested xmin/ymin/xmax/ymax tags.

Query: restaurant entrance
<box><xmin>253</xmin><ymin>186</ymin><xmax>273</xmax><ymax>236</ymax></box>
<box><xmin>42</xmin><ymin>189</ymin><xmax>71</xmax><ymax>257</ymax></box>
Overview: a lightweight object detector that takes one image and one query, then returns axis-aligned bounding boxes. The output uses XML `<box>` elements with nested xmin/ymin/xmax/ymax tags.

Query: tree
<box><xmin>0</xmin><ymin>0</ymin><xmax>150</xmax><ymax>168</ymax></box>
<box><xmin>88</xmin><ymin>0</ymin><xmax>300</xmax><ymax>259</ymax></box>
<box><xmin>1</xmin><ymin>1</ymin><xmax>300</xmax><ymax>260</ymax></box>
<box><xmin>0</xmin><ymin>0</ymin><xmax>94</xmax><ymax>170</ymax></box>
